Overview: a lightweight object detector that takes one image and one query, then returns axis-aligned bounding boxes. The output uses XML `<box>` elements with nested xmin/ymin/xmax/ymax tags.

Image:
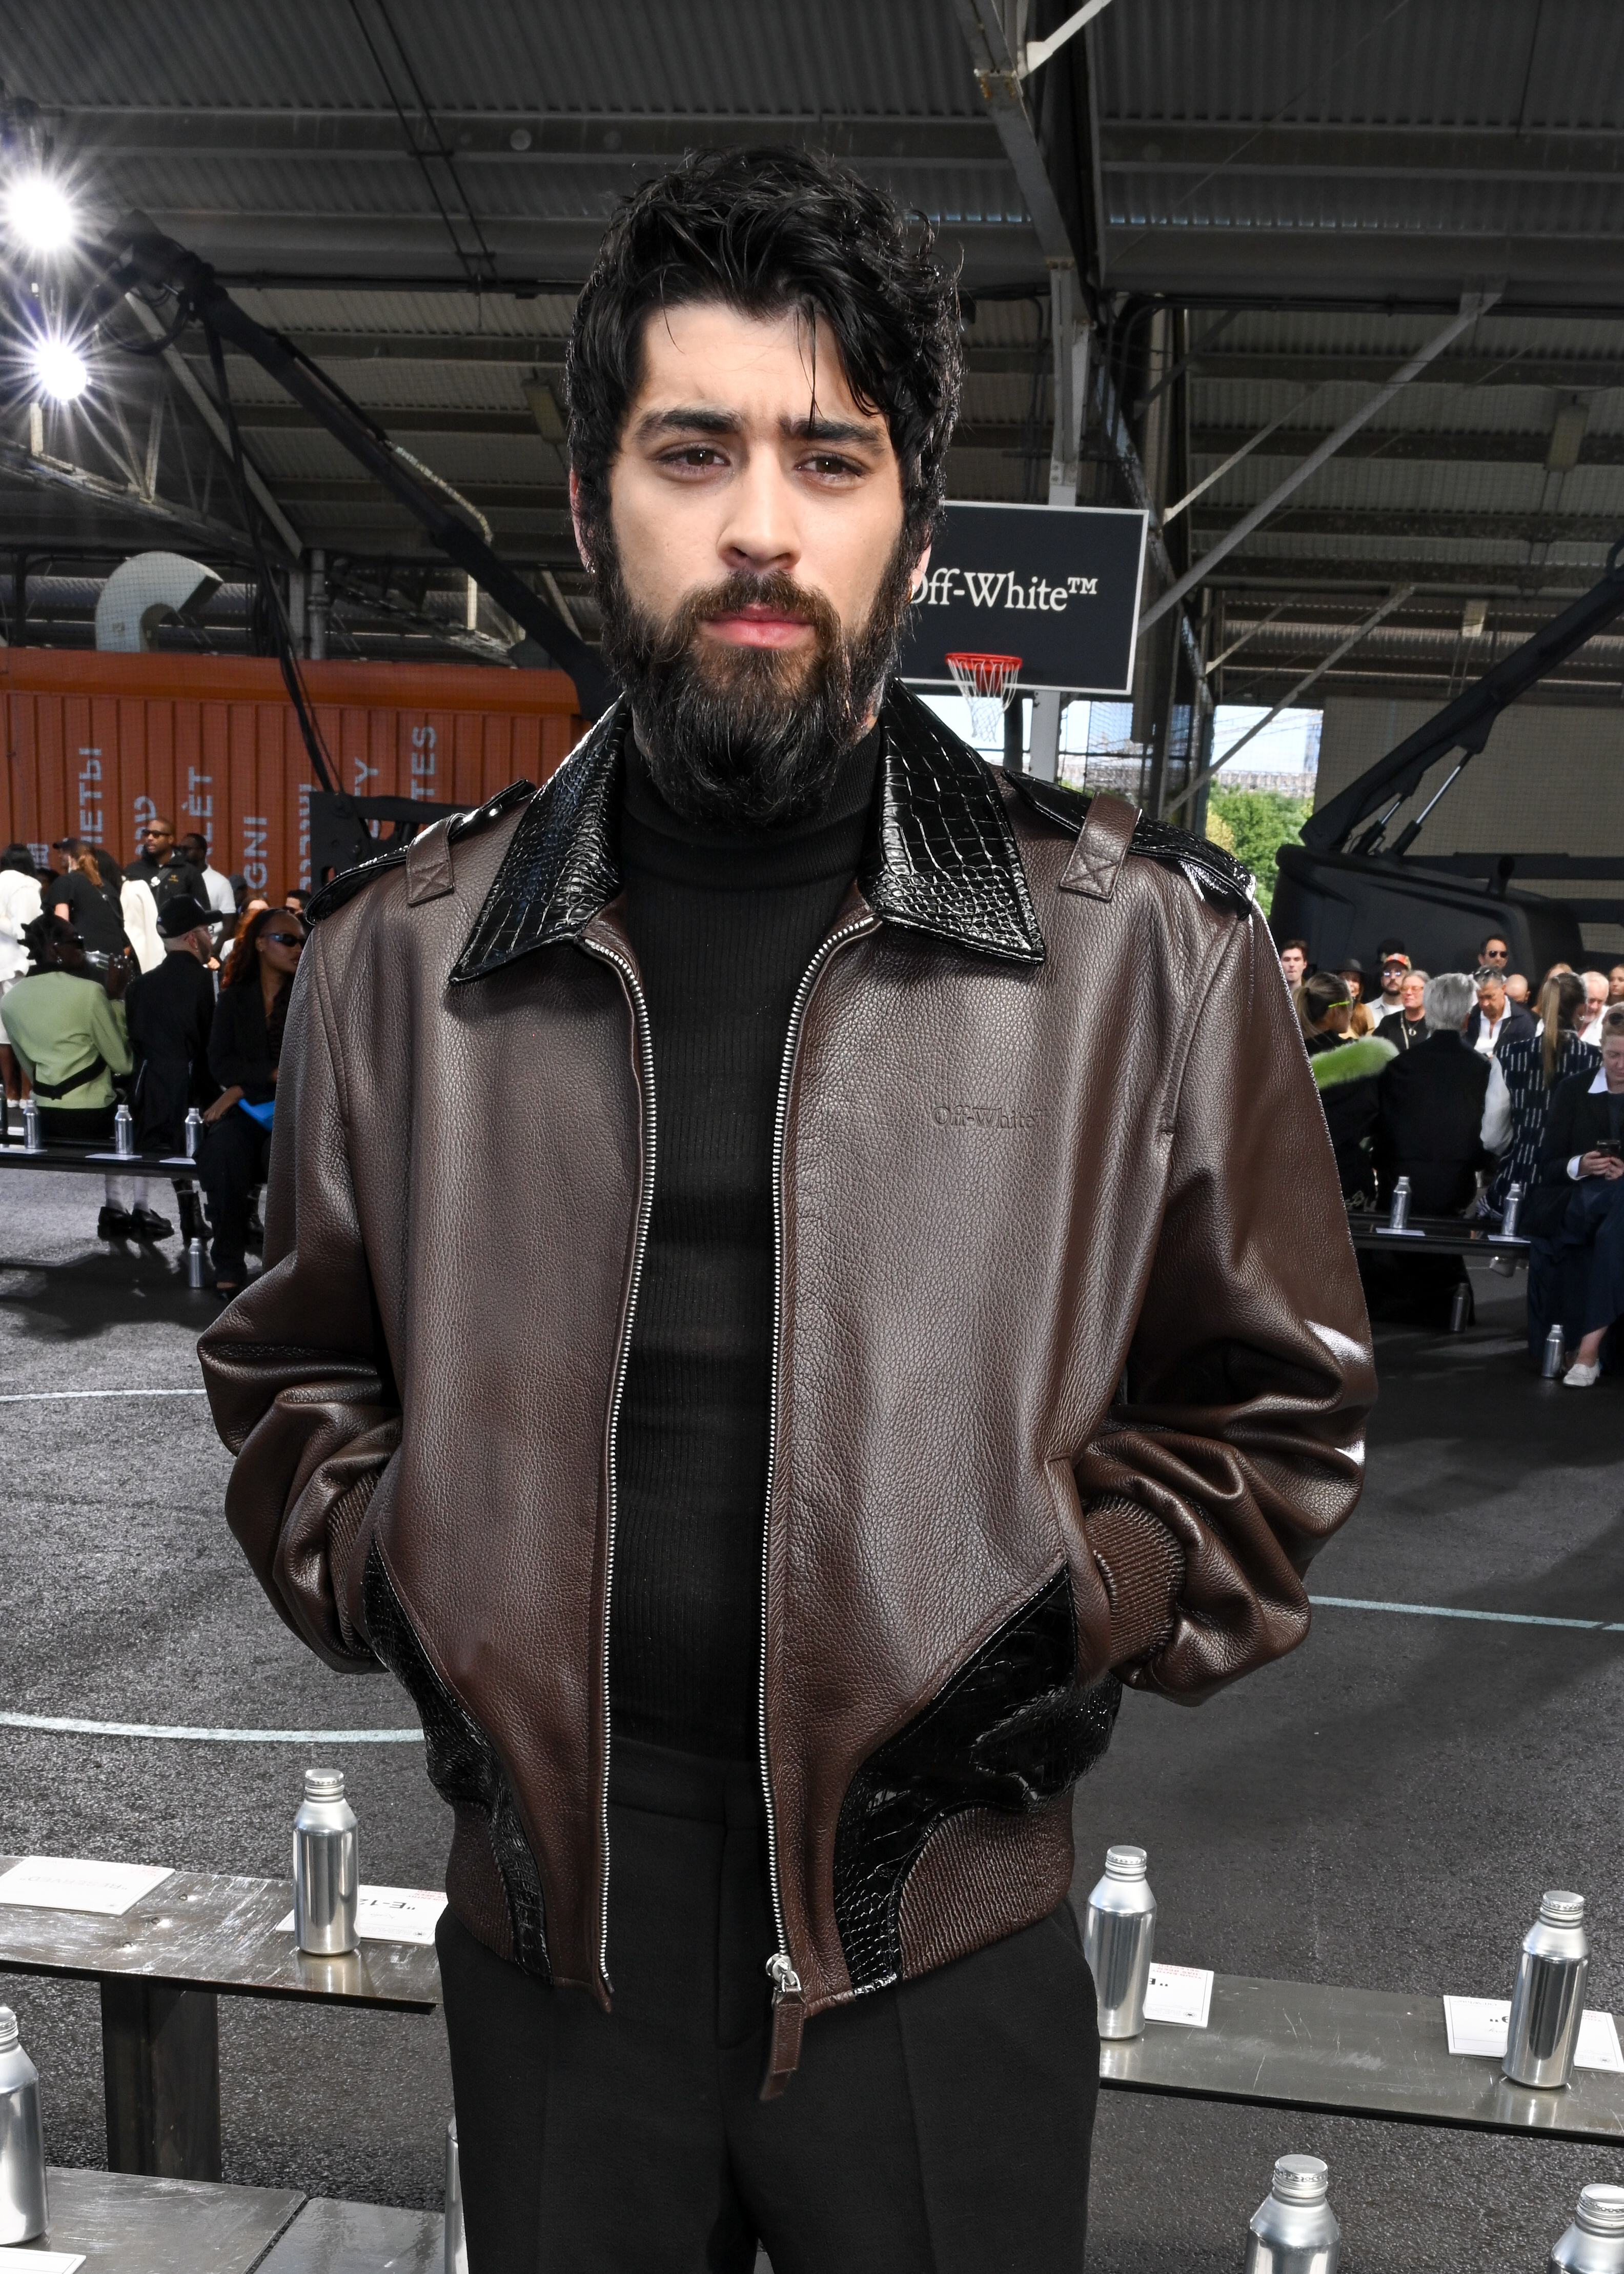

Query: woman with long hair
<box><xmin>198</xmin><ymin>904</ymin><xmax>304</xmax><ymax>1297</ymax></box>
<box><xmin>1484</xmin><ymin>970</ymin><xmax>1599</xmax><ymax>1224</ymax></box>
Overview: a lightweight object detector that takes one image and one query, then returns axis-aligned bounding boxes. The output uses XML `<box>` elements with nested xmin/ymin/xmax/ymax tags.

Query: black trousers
<box><xmin>1557</xmin><ymin>1175</ymin><xmax>1624</xmax><ymax>1337</ymax></box>
<box><xmin>198</xmin><ymin>1109</ymin><xmax>271</xmax><ymax>1277</ymax></box>
<box><xmin>438</xmin><ymin>1740</ymin><xmax>1098</xmax><ymax>2274</ymax></box>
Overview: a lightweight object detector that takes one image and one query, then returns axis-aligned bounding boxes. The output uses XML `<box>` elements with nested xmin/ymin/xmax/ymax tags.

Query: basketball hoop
<box><xmin>946</xmin><ymin>652</ymin><xmax>1023</xmax><ymax>748</ymax></box>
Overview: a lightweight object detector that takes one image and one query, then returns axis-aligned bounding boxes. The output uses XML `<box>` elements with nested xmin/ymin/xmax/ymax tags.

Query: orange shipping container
<box><xmin>0</xmin><ymin>651</ymin><xmax>583</xmax><ymax>893</ymax></box>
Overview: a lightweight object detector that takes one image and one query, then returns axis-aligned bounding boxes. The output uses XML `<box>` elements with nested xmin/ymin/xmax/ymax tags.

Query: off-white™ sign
<box><xmin>0</xmin><ymin>2248</ymin><xmax>86</xmax><ymax>2271</ymax></box>
<box><xmin>0</xmin><ymin>1856</ymin><xmax>173</xmax><ymax>1916</ymax></box>
<box><xmin>276</xmin><ymin>1885</ymin><xmax>448</xmax><ymax>1946</ymax></box>
<box><xmin>897</xmin><ymin>500</ymin><xmax>1148</xmax><ymax>696</ymax></box>
<box><xmin>1443</xmin><ymin>1995</ymin><xmax>1624</xmax><ymax>2071</ymax></box>
<box><xmin>1142</xmin><ymin>1964</ymin><xmax>1214</xmax><ymax>2028</ymax></box>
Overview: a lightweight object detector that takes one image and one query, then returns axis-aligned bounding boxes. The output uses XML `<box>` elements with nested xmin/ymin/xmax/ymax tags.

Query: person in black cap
<box><xmin>124</xmin><ymin>893</ymin><xmax>219</xmax><ymax>1239</ymax></box>
<box><xmin>1336</xmin><ymin>955</ymin><xmax>1375</xmax><ymax>1037</ymax></box>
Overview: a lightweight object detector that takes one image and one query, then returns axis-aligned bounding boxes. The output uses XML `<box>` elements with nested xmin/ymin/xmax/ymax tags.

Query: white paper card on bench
<box><xmin>274</xmin><ymin>1885</ymin><xmax>448</xmax><ymax>1946</ymax></box>
<box><xmin>1141</xmin><ymin>1964</ymin><xmax>1213</xmax><ymax>2028</ymax></box>
<box><xmin>0</xmin><ymin>1856</ymin><xmax>173</xmax><ymax>1917</ymax></box>
<box><xmin>0</xmin><ymin>2249</ymin><xmax>85</xmax><ymax>2272</ymax></box>
<box><xmin>1443</xmin><ymin>1995</ymin><xmax>1624</xmax><ymax>2071</ymax></box>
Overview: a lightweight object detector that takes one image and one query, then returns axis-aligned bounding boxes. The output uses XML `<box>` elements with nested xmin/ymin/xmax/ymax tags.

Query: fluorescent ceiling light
<box><xmin>6</xmin><ymin>173</ymin><xmax>76</xmax><ymax>253</ymax></box>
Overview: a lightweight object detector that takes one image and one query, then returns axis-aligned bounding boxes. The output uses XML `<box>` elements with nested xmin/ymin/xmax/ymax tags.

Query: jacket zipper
<box><xmin>759</xmin><ymin>912</ymin><xmax>872</xmax><ymax>2091</ymax></box>
<box><xmin>581</xmin><ymin>936</ymin><xmax>658</xmax><ymax>1997</ymax></box>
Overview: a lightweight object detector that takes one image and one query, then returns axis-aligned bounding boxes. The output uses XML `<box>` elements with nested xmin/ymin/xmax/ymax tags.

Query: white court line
<box><xmin>0</xmin><ymin>1712</ymin><xmax>422</xmax><ymax>1743</ymax></box>
<box><xmin>1312</xmin><ymin>1594</ymin><xmax>1624</xmax><ymax>1633</ymax></box>
<box><xmin>0</xmin><ymin>1388</ymin><xmax>207</xmax><ymax>1403</ymax></box>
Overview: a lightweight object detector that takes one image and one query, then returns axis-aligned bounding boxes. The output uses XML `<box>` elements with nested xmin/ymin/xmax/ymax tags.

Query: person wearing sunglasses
<box><xmin>198</xmin><ymin>907</ymin><xmax>304</xmax><ymax>1297</ymax></box>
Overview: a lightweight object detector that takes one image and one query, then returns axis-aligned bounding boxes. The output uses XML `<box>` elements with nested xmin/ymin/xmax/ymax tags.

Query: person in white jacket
<box><xmin>119</xmin><ymin>876</ymin><xmax>165</xmax><ymax>974</ymax></box>
<box><xmin>0</xmin><ymin>848</ymin><xmax>44</xmax><ymax>1114</ymax></box>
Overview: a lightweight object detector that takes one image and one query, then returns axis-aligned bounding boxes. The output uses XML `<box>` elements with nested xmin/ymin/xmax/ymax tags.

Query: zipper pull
<box><xmin>760</xmin><ymin>1951</ymin><xmax>804</xmax><ymax>2101</ymax></box>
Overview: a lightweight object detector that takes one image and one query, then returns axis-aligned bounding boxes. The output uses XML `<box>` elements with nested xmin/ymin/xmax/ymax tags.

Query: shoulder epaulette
<box><xmin>1006</xmin><ymin>772</ymin><xmax>1256</xmax><ymax>919</ymax></box>
<box><xmin>306</xmin><ymin>778</ymin><xmax>537</xmax><ymax>923</ymax></box>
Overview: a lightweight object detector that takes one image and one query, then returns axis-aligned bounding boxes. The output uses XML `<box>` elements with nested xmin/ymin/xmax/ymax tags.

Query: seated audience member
<box><xmin>0</xmin><ymin>846</ymin><xmax>43</xmax><ymax>1113</ymax></box>
<box><xmin>1373</xmin><ymin>949</ymin><xmax>1411</xmax><ymax>1025</ymax></box>
<box><xmin>1475</xmin><ymin>931</ymin><xmax>1510</xmax><ymax>974</ymax></box>
<box><xmin>1506</xmin><ymin>973</ymin><xmax>1530</xmax><ymax>1007</ymax></box>
<box><xmin>199</xmin><ymin>906</ymin><xmax>303</xmax><ymax>1298</ymax></box>
<box><xmin>1298</xmin><ymin>973</ymin><xmax>1397</xmax><ymax>1205</ymax></box>
<box><xmin>284</xmin><ymin>888</ymin><xmax>310</xmax><ymax>921</ymax></box>
<box><xmin>1610</xmin><ymin>962</ymin><xmax>1624</xmax><ymax>1005</ymax></box>
<box><xmin>125</xmin><ymin>894</ymin><xmax>220</xmax><ymax>1240</ymax></box>
<box><xmin>1376</xmin><ymin>971</ymin><xmax>1510</xmax><ymax>1214</ymax></box>
<box><xmin>1377</xmin><ymin>966</ymin><xmax>1431</xmax><ymax>1052</ymax></box>
<box><xmin>217</xmin><ymin>898</ymin><xmax>270</xmax><ymax>975</ymax></box>
<box><xmin>1467</xmin><ymin>966</ymin><xmax>1536</xmax><ymax>1056</ymax></box>
<box><xmin>3</xmin><ymin>916</ymin><xmax>139</xmax><ymax>1239</ymax></box>
<box><xmin>1336</xmin><ymin>957</ymin><xmax>1376</xmax><ymax>1036</ymax></box>
<box><xmin>1485</xmin><ymin>972</ymin><xmax>1599</xmax><ymax>1231</ymax></box>
<box><xmin>1531</xmin><ymin>1012</ymin><xmax>1624</xmax><ymax>1386</ymax></box>
<box><xmin>1277</xmin><ymin>936</ymin><xmax>1308</xmax><ymax>988</ymax></box>
<box><xmin>1579</xmin><ymin>971</ymin><xmax>1610</xmax><ymax>1045</ymax></box>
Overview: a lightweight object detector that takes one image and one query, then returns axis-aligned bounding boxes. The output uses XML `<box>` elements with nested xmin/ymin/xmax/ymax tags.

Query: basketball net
<box><xmin>946</xmin><ymin>652</ymin><xmax>1023</xmax><ymax>749</ymax></box>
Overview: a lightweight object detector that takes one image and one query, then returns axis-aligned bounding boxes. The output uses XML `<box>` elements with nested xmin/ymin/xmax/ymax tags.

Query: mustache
<box><xmin>645</xmin><ymin>571</ymin><xmax>841</xmax><ymax>666</ymax></box>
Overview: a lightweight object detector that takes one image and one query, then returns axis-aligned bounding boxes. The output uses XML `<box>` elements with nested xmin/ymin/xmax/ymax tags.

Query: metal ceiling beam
<box><xmin>0</xmin><ymin>437</ymin><xmax>251</xmax><ymax>557</ymax></box>
<box><xmin>1141</xmin><ymin>291</ymin><xmax>1500</xmax><ymax>633</ymax></box>
<box><xmin>1187</xmin><ymin>510</ymin><xmax>1624</xmax><ymax>544</ymax></box>
<box><xmin>1099</xmin><ymin>123</ymin><xmax>1624</xmax><ymax>183</ymax></box>
<box><xmin>1183</xmin><ymin>352</ymin><xmax>1624</xmax><ymax>388</ymax></box>
<box><xmin>1097</xmin><ymin>238</ymin><xmax>1624</xmax><ymax>307</ymax></box>
<box><xmin>64</xmin><ymin>108</ymin><xmax>1005</xmax><ymax>164</ymax></box>
<box><xmin>1166</xmin><ymin>585</ymin><xmax>1416</xmax><ymax>819</ymax></box>
<box><xmin>1187</xmin><ymin>428</ymin><xmax>1624</xmax><ymax>468</ymax></box>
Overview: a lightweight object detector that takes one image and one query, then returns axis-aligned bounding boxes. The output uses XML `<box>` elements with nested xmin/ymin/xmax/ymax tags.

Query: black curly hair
<box><xmin>565</xmin><ymin>146</ymin><xmax>964</xmax><ymax>567</ymax></box>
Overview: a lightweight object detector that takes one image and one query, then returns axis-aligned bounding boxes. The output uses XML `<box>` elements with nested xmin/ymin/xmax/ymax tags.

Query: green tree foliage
<box><xmin>1205</xmin><ymin>788</ymin><xmax>1311</xmax><ymax>918</ymax></box>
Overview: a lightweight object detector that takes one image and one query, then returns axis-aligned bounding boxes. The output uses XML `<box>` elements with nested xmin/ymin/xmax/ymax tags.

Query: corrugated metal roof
<box><xmin>1095</xmin><ymin>0</ymin><xmax>1624</xmax><ymax>130</ymax></box>
<box><xmin>12</xmin><ymin>0</ymin><xmax>982</xmax><ymax>118</ymax></box>
<box><xmin>1108</xmin><ymin>171</ymin><xmax>1624</xmax><ymax>243</ymax></box>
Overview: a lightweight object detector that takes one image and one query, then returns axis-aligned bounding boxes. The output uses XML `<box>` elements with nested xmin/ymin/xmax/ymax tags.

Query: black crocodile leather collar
<box><xmin>452</xmin><ymin>683</ymin><xmax>1047</xmax><ymax>983</ymax></box>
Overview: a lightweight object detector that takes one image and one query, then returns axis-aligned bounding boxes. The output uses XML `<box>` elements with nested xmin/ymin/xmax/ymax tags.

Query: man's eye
<box><xmin>802</xmin><ymin>455</ymin><xmax>862</xmax><ymax>479</ymax></box>
<box><xmin>661</xmin><ymin>447</ymin><xmax>725</xmax><ymax>469</ymax></box>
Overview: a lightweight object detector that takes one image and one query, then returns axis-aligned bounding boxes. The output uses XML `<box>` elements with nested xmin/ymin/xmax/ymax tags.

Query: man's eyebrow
<box><xmin>780</xmin><ymin>413</ymin><xmax>885</xmax><ymax>448</ymax></box>
<box><xmin>630</xmin><ymin>405</ymin><xmax>886</xmax><ymax>450</ymax></box>
<box><xmin>632</xmin><ymin>406</ymin><xmax>742</xmax><ymax>442</ymax></box>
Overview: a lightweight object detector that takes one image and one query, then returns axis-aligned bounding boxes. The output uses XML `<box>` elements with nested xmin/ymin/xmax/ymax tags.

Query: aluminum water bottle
<box><xmin>1244</xmin><ymin>2156</ymin><xmax>1341</xmax><ymax>2274</ymax></box>
<box><xmin>1388</xmin><ymin>1175</ymin><xmax>1412</xmax><ymax>1232</ymax></box>
<box><xmin>21</xmin><ymin>1098</ymin><xmax>40</xmax><ymax>1155</ymax></box>
<box><xmin>1505</xmin><ymin>1890</ymin><xmax>1589</xmax><ymax>2088</ymax></box>
<box><xmin>1501</xmin><ymin>1182</ymin><xmax>1525</xmax><ymax>1239</ymax></box>
<box><xmin>185</xmin><ymin>1237</ymin><xmax>206</xmax><ymax>1289</ymax></box>
<box><xmin>113</xmin><ymin>1101</ymin><xmax>134</xmax><ymax>1158</ymax></box>
<box><xmin>1550</xmin><ymin>2184</ymin><xmax>1624</xmax><ymax>2272</ymax></box>
<box><xmin>293</xmin><ymin>1767</ymin><xmax>359</xmax><ymax>1955</ymax></box>
<box><xmin>184</xmin><ymin>1105</ymin><xmax>202</xmax><ymax>1161</ymax></box>
<box><xmin>1083</xmin><ymin>1844</ymin><xmax>1156</xmax><ymax>2039</ymax></box>
<box><xmin>0</xmin><ymin>2006</ymin><xmax>48</xmax><ymax>2244</ymax></box>
<box><xmin>444</xmin><ymin>2116</ymin><xmax>468</xmax><ymax>2274</ymax></box>
<box><xmin>1543</xmin><ymin>1324</ymin><xmax>1567</xmax><ymax>1380</ymax></box>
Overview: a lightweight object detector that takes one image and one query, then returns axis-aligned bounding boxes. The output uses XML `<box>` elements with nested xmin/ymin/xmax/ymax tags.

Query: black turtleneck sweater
<box><xmin>610</xmin><ymin>729</ymin><xmax>881</xmax><ymax>1758</ymax></box>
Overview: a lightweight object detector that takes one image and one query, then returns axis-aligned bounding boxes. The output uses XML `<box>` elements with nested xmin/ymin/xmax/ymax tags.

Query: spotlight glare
<box><xmin>6</xmin><ymin>173</ymin><xmax>76</xmax><ymax>254</ymax></box>
<box><xmin>31</xmin><ymin>337</ymin><xmax>89</xmax><ymax>403</ymax></box>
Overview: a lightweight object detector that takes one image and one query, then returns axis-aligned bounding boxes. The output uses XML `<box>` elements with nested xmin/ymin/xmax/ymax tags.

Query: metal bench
<box><xmin>1346</xmin><ymin>1208</ymin><xmax>1529</xmax><ymax>1262</ymax></box>
<box><xmin>0</xmin><ymin>1858</ymin><xmax>440</xmax><ymax>2184</ymax></box>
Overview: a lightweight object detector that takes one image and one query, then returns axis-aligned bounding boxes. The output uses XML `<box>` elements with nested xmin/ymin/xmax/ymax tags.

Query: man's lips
<box><xmin>701</xmin><ymin>608</ymin><xmax>814</xmax><ymax>649</ymax></box>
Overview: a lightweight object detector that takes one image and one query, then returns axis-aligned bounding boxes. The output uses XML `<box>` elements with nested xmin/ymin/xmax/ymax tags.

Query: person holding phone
<box><xmin>1532</xmin><ymin>1013</ymin><xmax>1624</xmax><ymax>1384</ymax></box>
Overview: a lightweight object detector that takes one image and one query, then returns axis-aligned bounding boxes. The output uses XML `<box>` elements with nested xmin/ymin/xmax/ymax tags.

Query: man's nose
<box><xmin>716</xmin><ymin>451</ymin><xmax>800</xmax><ymax>575</ymax></box>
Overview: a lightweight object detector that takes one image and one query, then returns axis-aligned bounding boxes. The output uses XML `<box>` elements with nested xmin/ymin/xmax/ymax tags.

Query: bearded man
<box><xmin>201</xmin><ymin>149</ymin><xmax>1371</xmax><ymax>2273</ymax></box>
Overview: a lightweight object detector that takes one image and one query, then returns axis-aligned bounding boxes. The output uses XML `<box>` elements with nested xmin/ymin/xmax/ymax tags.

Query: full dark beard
<box><xmin>592</xmin><ymin>532</ymin><xmax>917</xmax><ymax>831</ymax></box>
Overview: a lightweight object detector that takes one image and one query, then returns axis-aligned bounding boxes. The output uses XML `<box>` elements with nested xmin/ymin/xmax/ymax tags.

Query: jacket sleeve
<box><xmin>91</xmin><ymin>990</ymin><xmax>134</xmax><ymax>1077</ymax></box>
<box><xmin>1536</xmin><ymin>1076</ymin><xmax>1582</xmax><ymax>1185</ymax></box>
<box><xmin>1074</xmin><ymin>904</ymin><xmax>1374</xmax><ymax>1704</ymax></box>
<box><xmin>197</xmin><ymin>932</ymin><xmax>398</xmax><ymax>1672</ymax></box>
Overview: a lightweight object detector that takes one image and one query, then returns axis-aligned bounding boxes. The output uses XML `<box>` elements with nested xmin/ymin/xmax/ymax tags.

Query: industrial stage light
<box><xmin>30</xmin><ymin>335</ymin><xmax>89</xmax><ymax>402</ymax></box>
<box><xmin>5</xmin><ymin>173</ymin><xmax>76</xmax><ymax>254</ymax></box>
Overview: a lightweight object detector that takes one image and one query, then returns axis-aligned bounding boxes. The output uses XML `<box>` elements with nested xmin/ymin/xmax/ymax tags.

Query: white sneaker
<box><xmin>1564</xmin><ymin>1360</ymin><xmax>1601</xmax><ymax>1387</ymax></box>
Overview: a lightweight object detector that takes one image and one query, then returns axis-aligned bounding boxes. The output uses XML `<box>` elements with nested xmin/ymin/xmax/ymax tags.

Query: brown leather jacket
<box><xmin>200</xmin><ymin>686</ymin><xmax>1371</xmax><ymax>2084</ymax></box>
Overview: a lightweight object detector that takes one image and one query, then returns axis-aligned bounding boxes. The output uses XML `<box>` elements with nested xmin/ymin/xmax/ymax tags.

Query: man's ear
<box><xmin>909</xmin><ymin>541</ymin><xmax>931</xmax><ymax>601</ymax></box>
<box><xmin>569</xmin><ymin>470</ymin><xmax>593</xmax><ymax>574</ymax></box>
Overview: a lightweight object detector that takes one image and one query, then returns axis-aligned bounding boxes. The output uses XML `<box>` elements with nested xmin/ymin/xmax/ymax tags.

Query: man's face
<box><xmin>577</xmin><ymin>300</ymin><xmax>925</xmax><ymax>828</ymax></box>
<box><xmin>1477</xmin><ymin>978</ymin><xmax>1506</xmax><ymax>1021</ymax></box>
<box><xmin>140</xmin><ymin>820</ymin><xmax>175</xmax><ymax>860</ymax></box>
<box><xmin>181</xmin><ymin>836</ymin><xmax>209</xmax><ymax>869</ymax></box>
<box><xmin>1381</xmin><ymin>959</ymin><xmax>1408</xmax><ymax>1000</ymax></box>
<box><xmin>1279</xmin><ymin>946</ymin><xmax>1306</xmax><ymax>985</ymax></box>
<box><xmin>1603</xmin><ymin>1034</ymin><xmax>1624</xmax><ymax>1091</ymax></box>
<box><xmin>1610</xmin><ymin>965</ymin><xmax>1624</xmax><ymax>1003</ymax></box>
<box><xmin>1587</xmin><ymin>976</ymin><xmax>1609</xmax><ymax>1022</ymax></box>
<box><xmin>1480</xmin><ymin>937</ymin><xmax>1509</xmax><ymax>969</ymax></box>
<box><xmin>1401</xmin><ymin>973</ymin><xmax>1426</xmax><ymax>1015</ymax></box>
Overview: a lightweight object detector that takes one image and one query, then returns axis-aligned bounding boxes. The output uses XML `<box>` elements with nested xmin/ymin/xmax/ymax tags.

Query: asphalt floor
<box><xmin>0</xmin><ymin>1168</ymin><xmax>1620</xmax><ymax>2268</ymax></box>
